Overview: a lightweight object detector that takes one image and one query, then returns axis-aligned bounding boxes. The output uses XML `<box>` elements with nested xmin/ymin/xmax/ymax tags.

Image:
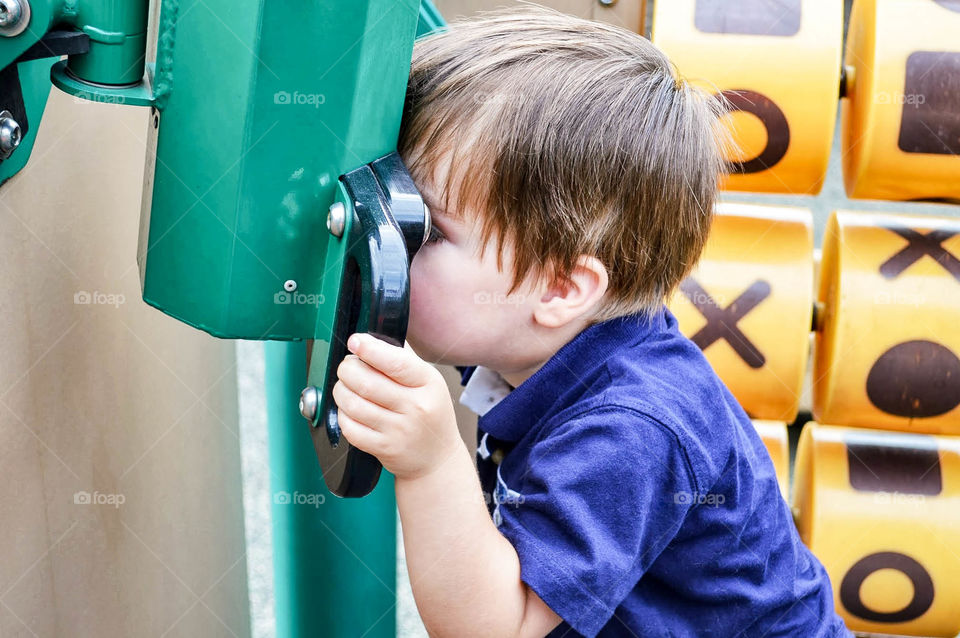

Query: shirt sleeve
<box><xmin>495</xmin><ymin>405</ymin><xmax>699</xmax><ymax>637</ymax></box>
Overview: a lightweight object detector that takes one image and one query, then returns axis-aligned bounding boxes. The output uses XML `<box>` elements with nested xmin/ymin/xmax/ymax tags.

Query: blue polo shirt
<box><xmin>456</xmin><ymin>307</ymin><xmax>850</xmax><ymax>637</ymax></box>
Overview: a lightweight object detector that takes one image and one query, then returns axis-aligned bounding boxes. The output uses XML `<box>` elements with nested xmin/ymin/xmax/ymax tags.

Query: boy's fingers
<box><xmin>332</xmin><ymin>380</ymin><xmax>395</xmax><ymax>431</ymax></box>
<box><xmin>337</xmin><ymin>356</ymin><xmax>405</xmax><ymax>410</ymax></box>
<box><xmin>337</xmin><ymin>409</ymin><xmax>386</xmax><ymax>454</ymax></box>
<box><xmin>347</xmin><ymin>333</ymin><xmax>429</xmax><ymax>387</ymax></box>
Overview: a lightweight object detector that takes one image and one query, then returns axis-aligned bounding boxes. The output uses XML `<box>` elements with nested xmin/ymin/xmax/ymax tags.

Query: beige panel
<box><xmin>433</xmin><ymin>0</ymin><xmax>646</xmax><ymax>35</ymax></box>
<box><xmin>0</xmin><ymin>86</ymin><xmax>249</xmax><ymax>636</ymax></box>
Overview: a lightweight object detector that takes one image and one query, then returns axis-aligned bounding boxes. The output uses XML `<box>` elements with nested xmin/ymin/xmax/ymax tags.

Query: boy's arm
<box><xmin>332</xmin><ymin>334</ymin><xmax>562</xmax><ymax>638</ymax></box>
<box><xmin>396</xmin><ymin>441</ymin><xmax>562</xmax><ymax>638</ymax></box>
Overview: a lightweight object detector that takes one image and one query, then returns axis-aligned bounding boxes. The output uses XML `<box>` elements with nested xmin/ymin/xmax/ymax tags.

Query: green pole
<box><xmin>263</xmin><ymin>4</ymin><xmax>445</xmax><ymax>636</ymax></box>
<box><xmin>266</xmin><ymin>341</ymin><xmax>397</xmax><ymax>637</ymax></box>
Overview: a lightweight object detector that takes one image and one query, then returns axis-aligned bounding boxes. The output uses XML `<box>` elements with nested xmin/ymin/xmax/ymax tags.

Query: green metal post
<box><xmin>266</xmin><ymin>341</ymin><xmax>397</xmax><ymax>637</ymax></box>
<box><xmin>262</xmin><ymin>1</ymin><xmax>445</xmax><ymax>634</ymax></box>
<box><xmin>64</xmin><ymin>0</ymin><xmax>150</xmax><ymax>85</ymax></box>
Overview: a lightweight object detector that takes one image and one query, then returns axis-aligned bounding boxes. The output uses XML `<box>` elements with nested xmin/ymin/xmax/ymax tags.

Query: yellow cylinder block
<box><xmin>670</xmin><ymin>202</ymin><xmax>813</xmax><ymax>421</ymax></box>
<box><xmin>793</xmin><ymin>422</ymin><xmax>960</xmax><ymax>637</ymax></box>
<box><xmin>651</xmin><ymin>0</ymin><xmax>843</xmax><ymax>195</ymax></box>
<box><xmin>842</xmin><ymin>0</ymin><xmax>960</xmax><ymax>201</ymax></box>
<box><xmin>813</xmin><ymin>210</ymin><xmax>960</xmax><ymax>433</ymax></box>
<box><xmin>751</xmin><ymin>420</ymin><xmax>790</xmax><ymax>499</ymax></box>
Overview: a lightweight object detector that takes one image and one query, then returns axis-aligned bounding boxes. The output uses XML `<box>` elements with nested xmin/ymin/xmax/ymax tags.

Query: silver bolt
<box><xmin>299</xmin><ymin>386</ymin><xmax>320</xmax><ymax>422</ymax></box>
<box><xmin>422</xmin><ymin>203</ymin><xmax>431</xmax><ymax>246</ymax></box>
<box><xmin>0</xmin><ymin>0</ymin><xmax>22</xmax><ymax>29</ymax></box>
<box><xmin>598</xmin><ymin>0</ymin><xmax>617</xmax><ymax>5</ymax></box>
<box><xmin>0</xmin><ymin>0</ymin><xmax>27</xmax><ymax>36</ymax></box>
<box><xmin>0</xmin><ymin>115</ymin><xmax>21</xmax><ymax>153</ymax></box>
<box><xmin>283</xmin><ymin>279</ymin><xmax>297</xmax><ymax>292</ymax></box>
<box><xmin>327</xmin><ymin>201</ymin><xmax>345</xmax><ymax>238</ymax></box>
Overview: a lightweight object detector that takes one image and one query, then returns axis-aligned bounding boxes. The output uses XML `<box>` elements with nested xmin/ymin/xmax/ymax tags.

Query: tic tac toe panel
<box><xmin>842</xmin><ymin>0</ymin><xmax>960</xmax><ymax>201</ymax></box>
<box><xmin>794</xmin><ymin>423</ymin><xmax>960</xmax><ymax>637</ymax></box>
<box><xmin>814</xmin><ymin>210</ymin><xmax>960</xmax><ymax>434</ymax></box>
<box><xmin>652</xmin><ymin>0</ymin><xmax>842</xmax><ymax>194</ymax></box>
<box><xmin>670</xmin><ymin>203</ymin><xmax>814</xmax><ymax>422</ymax></box>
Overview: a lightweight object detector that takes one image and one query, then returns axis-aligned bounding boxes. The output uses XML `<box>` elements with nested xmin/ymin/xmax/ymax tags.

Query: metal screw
<box><xmin>0</xmin><ymin>0</ymin><xmax>22</xmax><ymax>28</ymax></box>
<box><xmin>0</xmin><ymin>0</ymin><xmax>28</xmax><ymax>36</ymax></box>
<box><xmin>598</xmin><ymin>0</ymin><xmax>617</xmax><ymax>5</ymax></box>
<box><xmin>422</xmin><ymin>203</ymin><xmax>431</xmax><ymax>245</ymax></box>
<box><xmin>299</xmin><ymin>386</ymin><xmax>320</xmax><ymax>423</ymax></box>
<box><xmin>327</xmin><ymin>202</ymin><xmax>345</xmax><ymax>238</ymax></box>
<box><xmin>0</xmin><ymin>114</ymin><xmax>21</xmax><ymax>154</ymax></box>
<box><xmin>283</xmin><ymin>279</ymin><xmax>297</xmax><ymax>292</ymax></box>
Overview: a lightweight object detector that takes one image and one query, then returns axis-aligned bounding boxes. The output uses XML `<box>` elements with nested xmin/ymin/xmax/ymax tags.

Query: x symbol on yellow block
<box><xmin>879</xmin><ymin>226</ymin><xmax>960</xmax><ymax>282</ymax></box>
<box><xmin>679</xmin><ymin>278</ymin><xmax>771</xmax><ymax>369</ymax></box>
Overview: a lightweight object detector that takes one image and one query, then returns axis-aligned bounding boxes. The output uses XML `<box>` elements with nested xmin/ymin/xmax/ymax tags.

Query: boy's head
<box><xmin>399</xmin><ymin>4</ymin><xmax>726</xmax><ymax>379</ymax></box>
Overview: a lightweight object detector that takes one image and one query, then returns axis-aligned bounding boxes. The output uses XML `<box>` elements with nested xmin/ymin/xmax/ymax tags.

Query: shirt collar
<box><xmin>469</xmin><ymin>307</ymin><xmax>667</xmax><ymax>442</ymax></box>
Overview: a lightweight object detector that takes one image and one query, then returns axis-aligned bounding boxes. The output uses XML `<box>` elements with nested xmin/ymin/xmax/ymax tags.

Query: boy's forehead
<box><xmin>410</xmin><ymin>145</ymin><xmax>476</xmax><ymax>222</ymax></box>
<box><xmin>418</xmin><ymin>180</ymin><xmax>469</xmax><ymax>227</ymax></box>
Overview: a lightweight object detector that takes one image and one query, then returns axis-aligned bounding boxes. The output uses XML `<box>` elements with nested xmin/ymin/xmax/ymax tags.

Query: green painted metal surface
<box><xmin>0</xmin><ymin>58</ymin><xmax>52</xmax><ymax>186</ymax></box>
<box><xmin>136</xmin><ymin>0</ymin><xmax>421</xmax><ymax>340</ymax></box>
<box><xmin>0</xmin><ymin>0</ymin><xmax>60</xmax><ymax>65</ymax></box>
<box><xmin>0</xmin><ymin>0</ymin><xmax>62</xmax><ymax>184</ymax></box>
<box><xmin>266</xmin><ymin>341</ymin><xmax>397</xmax><ymax>637</ymax></box>
<box><xmin>36</xmin><ymin>0</ymin><xmax>435</xmax><ymax>341</ymax></box>
<box><xmin>0</xmin><ymin>0</ymin><xmax>151</xmax><ymax>183</ymax></box>
<box><xmin>8</xmin><ymin>0</ymin><xmax>445</xmax><ymax>633</ymax></box>
<box><xmin>64</xmin><ymin>0</ymin><xmax>149</xmax><ymax>85</ymax></box>
<box><xmin>417</xmin><ymin>0</ymin><xmax>447</xmax><ymax>38</ymax></box>
<box><xmin>51</xmin><ymin>59</ymin><xmax>155</xmax><ymax>107</ymax></box>
<box><xmin>263</xmin><ymin>4</ymin><xmax>446</xmax><ymax>634</ymax></box>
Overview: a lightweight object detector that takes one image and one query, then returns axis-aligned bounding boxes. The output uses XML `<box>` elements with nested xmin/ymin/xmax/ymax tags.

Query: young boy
<box><xmin>331</xmin><ymin>5</ymin><xmax>850</xmax><ymax>637</ymax></box>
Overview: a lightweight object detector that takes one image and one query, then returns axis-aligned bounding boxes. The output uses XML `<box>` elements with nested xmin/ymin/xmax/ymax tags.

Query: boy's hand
<box><xmin>333</xmin><ymin>332</ymin><xmax>463</xmax><ymax>481</ymax></box>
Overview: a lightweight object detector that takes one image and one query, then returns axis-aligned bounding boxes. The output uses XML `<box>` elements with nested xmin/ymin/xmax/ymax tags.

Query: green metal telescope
<box><xmin>0</xmin><ymin>0</ymin><xmax>444</xmax><ymax>497</ymax></box>
<box><xmin>0</xmin><ymin>0</ymin><xmax>445</xmax><ymax>633</ymax></box>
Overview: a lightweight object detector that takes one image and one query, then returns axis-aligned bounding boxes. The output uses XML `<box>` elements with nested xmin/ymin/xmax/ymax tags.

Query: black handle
<box><xmin>310</xmin><ymin>152</ymin><xmax>428</xmax><ymax>497</ymax></box>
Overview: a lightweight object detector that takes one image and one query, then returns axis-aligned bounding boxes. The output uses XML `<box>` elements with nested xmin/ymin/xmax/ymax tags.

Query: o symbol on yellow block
<box><xmin>714</xmin><ymin>89</ymin><xmax>790</xmax><ymax>174</ymax></box>
<box><xmin>840</xmin><ymin>552</ymin><xmax>935</xmax><ymax>622</ymax></box>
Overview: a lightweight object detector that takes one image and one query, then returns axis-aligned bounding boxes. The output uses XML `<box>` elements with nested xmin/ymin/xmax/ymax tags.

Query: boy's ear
<box><xmin>533</xmin><ymin>255</ymin><xmax>609</xmax><ymax>329</ymax></box>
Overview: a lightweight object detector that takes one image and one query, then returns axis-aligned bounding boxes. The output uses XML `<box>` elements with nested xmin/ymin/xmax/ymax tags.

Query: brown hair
<box><xmin>398</xmin><ymin>4</ymin><xmax>727</xmax><ymax>322</ymax></box>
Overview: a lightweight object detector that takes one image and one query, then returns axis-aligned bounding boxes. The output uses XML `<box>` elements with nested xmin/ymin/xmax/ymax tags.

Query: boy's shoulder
<box><xmin>461</xmin><ymin>306</ymin><xmax>752</xmax><ymax>489</ymax></box>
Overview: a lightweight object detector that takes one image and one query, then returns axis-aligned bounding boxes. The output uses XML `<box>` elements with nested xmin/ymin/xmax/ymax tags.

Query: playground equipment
<box><xmin>670</xmin><ymin>202</ymin><xmax>814</xmax><ymax>422</ymax></box>
<box><xmin>0</xmin><ymin>0</ymin><xmax>442</xmax><ymax>634</ymax></box>
<box><xmin>4</xmin><ymin>0</ymin><xmax>959</xmax><ymax>635</ymax></box>
<box><xmin>653</xmin><ymin>0</ymin><xmax>960</xmax><ymax>201</ymax></box>
<box><xmin>661</xmin><ymin>1</ymin><xmax>960</xmax><ymax>633</ymax></box>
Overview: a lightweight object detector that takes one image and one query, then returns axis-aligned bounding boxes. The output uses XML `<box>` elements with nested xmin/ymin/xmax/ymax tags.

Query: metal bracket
<box><xmin>302</xmin><ymin>152</ymin><xmax>428</xmax><ymax>498</ymax></box>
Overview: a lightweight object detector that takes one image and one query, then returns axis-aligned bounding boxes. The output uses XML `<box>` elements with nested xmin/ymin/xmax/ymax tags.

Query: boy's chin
<box><xmin>404</xmin><ymin>336</ymin><xmax>443</xmax><ymax>364</ymax></box>
<box><xmin>405</xmin><ymin>338</ymin><xmax>467</xmax><ymax>368</ymax></box>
